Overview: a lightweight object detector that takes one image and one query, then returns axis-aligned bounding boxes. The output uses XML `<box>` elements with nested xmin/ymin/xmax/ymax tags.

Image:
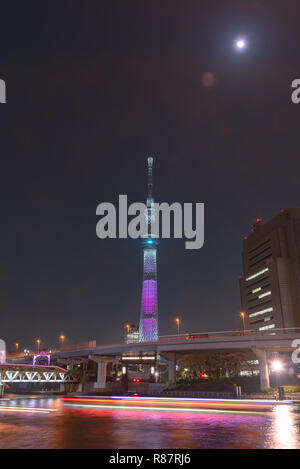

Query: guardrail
<box><xmin>145</xmin><ymin>389</ymin><xmax>300</xmax><ymax>400</ymax></box>
<box><xmin>147</xmin><ymin>390</ymin><xmax>234</xmax><ymax>399</ymax></box>
<box><xmin>159</xmin><ymin>327</ymin><xmax>300</xmax><ymax>341</ymax></box>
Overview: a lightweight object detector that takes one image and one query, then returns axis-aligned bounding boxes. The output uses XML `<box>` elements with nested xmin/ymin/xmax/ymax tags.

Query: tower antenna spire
<box><xmin>146</xmin><ymin>156</ymin><xmax>154</xmax><ymax>208</ymax></box>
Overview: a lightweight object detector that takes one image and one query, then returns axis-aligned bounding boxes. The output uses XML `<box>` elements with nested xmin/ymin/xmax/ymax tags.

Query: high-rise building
<box><xmin>138</xmin><ymin>157</ymin><xmax>159</xmax><ymax>342</ymax></box>
<box><xmin>123</xmin><ymin>324</ymin><xmax>139</xmax><ymax>344</ymax></box>
<box><xmin>239</xmin><ymin>208</ymin><xmax>300</xmax><ymax>333</ymax></box>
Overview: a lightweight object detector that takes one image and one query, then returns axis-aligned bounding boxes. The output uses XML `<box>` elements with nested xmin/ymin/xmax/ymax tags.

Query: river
<box><xmin>1</xmin><ymin>394</ymin><xmax>300</xmax><ymax>449</ymax></box>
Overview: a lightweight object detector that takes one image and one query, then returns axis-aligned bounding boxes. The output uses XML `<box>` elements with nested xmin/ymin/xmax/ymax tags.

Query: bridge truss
<box><xmin>0</xmin><ymin>364</ymin><xmax>80</xmax><ymax>383</ymax></box>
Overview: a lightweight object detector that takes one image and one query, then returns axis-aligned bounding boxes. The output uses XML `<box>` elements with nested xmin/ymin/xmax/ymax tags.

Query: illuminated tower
<box><xmin>139</xmin><ymin>157</ymin><xmax>159</xmax><ymax>342</ymax></box>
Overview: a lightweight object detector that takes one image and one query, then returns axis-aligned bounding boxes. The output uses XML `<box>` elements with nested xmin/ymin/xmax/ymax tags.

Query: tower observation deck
<box><xmin>138</xmin><ymin>157</ymin><xmax>159</xmax><ymax>342</ymax></box>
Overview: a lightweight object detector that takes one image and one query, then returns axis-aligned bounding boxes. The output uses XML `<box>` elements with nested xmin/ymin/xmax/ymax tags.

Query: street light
<box><xmin>125</xmin><ymin>324</ymin><xmax>131</xmax><ymax>333</ymax></box>
<box><xmin>15</xmin><ymin>342</ymin><xmax>19</xmax><ymax>353</ymax></box>
<box><xmin>271</xmin><ymin>360</ymin><xmax>283</xmax><ymax>372</ymax></box>
<box><xmin>175</xmin><ymin>318</ymin><xmax>180</xmax><ymax>336</ymax></box>
<box><xmin>271</xmin><ymin>360</ymin><xmax>283</xmax><ymax>389</ymax></box>
<box><xmin>240</xmin><ymin>312</ymin><xmax>246</xmax><ymax>335</ymax></box>
<box><xmin>36</xmin><ymin>339</ymin><xmax>41</xmax><ymax>353</ymax></box>
<box><xmin>60</xmin><ymin>334</ymin><xmax>65</xmax><ymax>347</ymax></box>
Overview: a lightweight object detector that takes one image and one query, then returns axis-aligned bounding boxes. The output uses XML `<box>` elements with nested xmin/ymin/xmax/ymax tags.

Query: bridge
<box><xmin>2</xmin><ymin>330</ymin><xmax>300</xmax><ymax>393</ymax></box>
<box><xmin>0</xmin><ymin>340</ymin><xmax>80</xmax><ymax>396</ymax></box>
<box><xmin>0</xmin><ymin>363</ymin><xmax>79</xmax><ymax>384</ymax></box>
<box><xmin>50</xmin><ymin>330</ymin><xmax>300</xmax><ymax>356</ymax></box>
<box><xmin>49</xmin><ymin>329</ymin><xmax>300</xmax><ymax>391</ymax></box>
<box><xmin>0</xmin><ymin>363</ymin><xmax>80</xmax><ymax>397</ymax></box>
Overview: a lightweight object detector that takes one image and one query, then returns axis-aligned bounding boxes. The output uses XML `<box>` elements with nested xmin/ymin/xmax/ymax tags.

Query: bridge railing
<box><xmin>147</xmin><ymin>390</ymin><xmax>234</xmax><ymax>399</ymax></box>
<box><xmin>158</xmin><ymin>326</ymin><xmax>300</xmax><ymax>342</ymax></box>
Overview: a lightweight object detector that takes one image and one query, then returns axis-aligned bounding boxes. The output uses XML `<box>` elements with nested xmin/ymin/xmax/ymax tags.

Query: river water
<box><xmin>1</xmin><ymin>394</ymin><xmax>300</xmax><ymax>449</ymax></box>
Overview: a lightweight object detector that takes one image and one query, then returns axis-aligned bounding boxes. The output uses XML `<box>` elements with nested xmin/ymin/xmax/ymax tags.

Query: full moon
<box><xmin>234</xmin><ymin>37</ymin><xmax>248</xmax><ymax>51</ymax></box>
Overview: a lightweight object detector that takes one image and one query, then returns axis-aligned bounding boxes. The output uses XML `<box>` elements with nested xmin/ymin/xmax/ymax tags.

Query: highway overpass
<box><xmin>49</xmin><ymin>331</ymin><xmax>300</xmax><ymax>391</ymax></box>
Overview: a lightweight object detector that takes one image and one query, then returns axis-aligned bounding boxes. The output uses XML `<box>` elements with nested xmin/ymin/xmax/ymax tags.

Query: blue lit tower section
<box><xmin>139</xmin><ymin>157</ymin><xmax>159</xmax><ymax>342</ymax></box>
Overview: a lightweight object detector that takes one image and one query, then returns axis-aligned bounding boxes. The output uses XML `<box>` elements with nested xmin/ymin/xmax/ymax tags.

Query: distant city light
<box><xmin>122</xmin><ymin>356</ymin><xmax>155</xmax><ymax>360</ymax></box>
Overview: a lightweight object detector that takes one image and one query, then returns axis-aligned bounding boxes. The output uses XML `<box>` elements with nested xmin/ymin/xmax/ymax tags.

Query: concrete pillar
<box><xmin>253</xmin><ymin>349</ymin><xmax>270</xmax><ymax>391</ymax></box>
<box><xmin>259</xmin><ymin>354</ymin><xmax>270</xmax><ymax>391</ymax></box>
<box><xmin>89</xmin><ymin>355</ymin><xmax>112</xmax><ymax>390</ymax></box>
<box><xmin>94</xmin><ymin>361</ymin><xmax>107</xmax><ymax>389</ymax></box>
<box><xmin>167</xmin><ymin>353</ymin><xmax>176</xmax><ymax>388</ymax></box>
<box><xmin>76</xmin><ymin>383</ymin><xmax>83</xmax><ymax>392</ymax></box>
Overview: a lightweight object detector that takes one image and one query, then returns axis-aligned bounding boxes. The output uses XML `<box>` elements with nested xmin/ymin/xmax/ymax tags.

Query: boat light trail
<box><xmin>0</xmin><ymin>406</ymin><xmax>56</xmax><ymax>414</ymax></box>
<box><xmin>63</xmin><ymin>402</ymin><xmax>265</xmax><ymax>415</ymax></box>
<box><xmin>61</xmin><ymin>396</ymin><xmax>293</xmax><ymax>412</ymax></box>
<box><xmin>67</xmin><ymin>395</ymin><xmax>293</xmax><ymax>405</ymax></box>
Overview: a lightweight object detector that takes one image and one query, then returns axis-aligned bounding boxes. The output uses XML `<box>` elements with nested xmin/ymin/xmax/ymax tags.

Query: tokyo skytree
<box><xmin>138</xmin><ymin>157</ymin><xmax>159</xmax><ymax>342</ymax></box>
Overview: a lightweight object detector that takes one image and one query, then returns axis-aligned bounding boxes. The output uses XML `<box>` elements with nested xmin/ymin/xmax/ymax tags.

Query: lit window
<box><xmin>249</xmin><ymin>307</ymin><xmax>273</xmax><ymax>318</ymax></box>
<box><xmin>252</xmin><ymin>287</ymin><xmax>261</xmax><ymax>293</ymax></box>
<box><xmin>258</xmin><ymin>291</ymin><xmax>271</xmax><ymax>299</ymax></box>
<box><xmin>242</xmin><ymin>360</ymin><xmax>259</xmax><ymax>365</ymax></box>
<box><xmin>259</xmin><ymin>324</ymin><xmax>275</xmax><ymax>331</ymax></box>
<box><xmin>245</xmin><ymin>268</ymin><xmax>269</xmax><ymax>282</ymax></box>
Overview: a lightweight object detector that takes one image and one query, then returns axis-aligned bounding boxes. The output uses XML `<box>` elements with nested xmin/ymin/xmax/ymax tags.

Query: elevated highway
<box><xmin>49</xmin><ymin>330</ymin><xmax>300</xmax><ymax>391</ymax></box>
<box><xmin>49</xmin><ymin>331</ymin><xmax>300</xmax><ymax>358</ymax></box>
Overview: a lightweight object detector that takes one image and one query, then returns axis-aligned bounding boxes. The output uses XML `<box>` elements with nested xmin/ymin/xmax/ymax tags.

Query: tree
<box><xmin>178</xmin><ymin>352</ymin><xmax>256</xmax><ymax>379</ymax></box>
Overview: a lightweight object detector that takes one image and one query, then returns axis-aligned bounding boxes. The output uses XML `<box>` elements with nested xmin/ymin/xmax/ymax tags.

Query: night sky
<box><xmin>1</xmin><ymin>1</ymin><xmax>300</xmax><ymax>351</ymax></box>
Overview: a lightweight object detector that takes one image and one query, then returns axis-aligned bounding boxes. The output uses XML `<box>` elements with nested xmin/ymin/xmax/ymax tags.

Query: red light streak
<box><xmin>61</xmin><ymin>397</ymin><xmax>275</xmax><ymax>411</ymax></box>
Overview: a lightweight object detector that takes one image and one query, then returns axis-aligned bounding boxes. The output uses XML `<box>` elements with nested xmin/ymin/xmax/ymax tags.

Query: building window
<box><xmin>249</xmin><ymin>307</ymin><xmax>273</xmax><ymax>318</ymax></box>
<box><xmin>248</xmin><ymin>239</ymin><xmax>271</xmax><ymax>254</ymax></box>
<box><xmin>245</xmin><ymin>268</ymin><xmax>269</xmax><ymax>282</ymax></box>
<box><xmin>258</xmin><ymin>291</ymin><xmax>271</xmax><ymax>299</ymax></box>
<box><xmin>259</xmin><ymin>324</ymin><xmax>275</xmax><ymax>331</ymax></box>
<box><xmin>248</xmin><ymin>299</ymin><xmax>272</xmax><ymax>310</ymax></box>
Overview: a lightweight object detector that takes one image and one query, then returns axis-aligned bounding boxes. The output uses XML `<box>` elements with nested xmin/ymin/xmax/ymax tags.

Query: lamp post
<box><xmin>175</xmin><ymin>318</ymin><xmax>180</xmax><ymax>336</ymax></box>
<box><xmin>15</xmin><ymin>342</ymin><xmax>19</xmax><ymax>353</ymax></box>
<box><xmin>240</xmin><ymin>312</ymin><xmax>246</xmax><ymax>335</ymax></box>
<box><xmin>36</xmin><ymin>339</ymin><xmax>41</xmax><ymax>354</ymax></box>
<box><xmin>60</xmin><ymin>334</ymin><xmax>65</xmax><ymax>348</ymax></box>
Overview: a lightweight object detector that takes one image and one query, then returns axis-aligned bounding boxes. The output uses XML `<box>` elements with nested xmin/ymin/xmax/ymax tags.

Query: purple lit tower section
<box><xmin>139</xmin><ymin>157</ymin><xmax>159</xmax><ymax>342</ymax></box>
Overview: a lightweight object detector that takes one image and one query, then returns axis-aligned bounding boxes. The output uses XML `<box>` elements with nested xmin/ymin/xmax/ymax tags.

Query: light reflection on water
<box><xmin>0</xmin><ymin>395</ymin><xmax>300</xmax><ymax>449</ymax></box>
